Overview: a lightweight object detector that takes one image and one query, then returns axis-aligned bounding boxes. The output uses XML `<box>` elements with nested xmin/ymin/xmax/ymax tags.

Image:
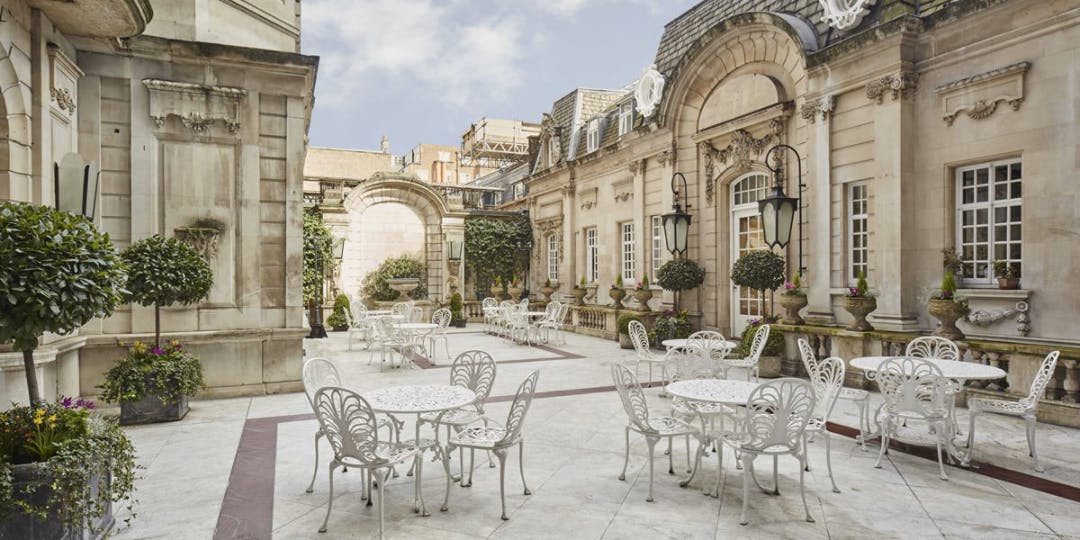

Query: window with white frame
<box><xmin>848</xmin><ymin>182</ymin><xmax>868</xmax><ymax>283</ymax></box>
<box><xmin>651</xmin><ymin>215</ymin><xmax>663</xmax><ymax>280</ymax></box>
<box><xmin>621</xmin><ymin>222</ymin><xmax>635</xmax><ymax>282</ymax></box>
<box><xmin>618</xmin><ymin>102</ymin><xmax>633</xmax><ymax>136</ymax></box>
<box><xmin>512</xmin><ymin>182</ymin><xmax>526</xmax><ymax>200</ymax></box>
<box><xmin>957</xmin><ymin>159</ymin><xmax>1022</xmax><ymax>283</ymax></box>
<box><xmin>546</xmin><ymin>234</ymin><xmax>559</xmax><ymax>281</ymax></box>
<box><xmin>585</xmin><ymin>227</ymin><xmax>598</xmax><ymax>282</ymax></box>
<box><xmin>586</xmin><ymin>119</ymin><xmax>600</xmax><ymax>153</ymax></box>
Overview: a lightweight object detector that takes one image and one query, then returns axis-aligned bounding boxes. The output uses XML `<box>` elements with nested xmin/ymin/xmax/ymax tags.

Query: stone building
<box><xmin>525</xmin><ymin>0</ymin><xmax>1080</xmax><ymax>422</ymax></box>
<box><xmin>0</xmin><ymin>0</ymin><xmax>317</xmax><ymax>404</ymax></box>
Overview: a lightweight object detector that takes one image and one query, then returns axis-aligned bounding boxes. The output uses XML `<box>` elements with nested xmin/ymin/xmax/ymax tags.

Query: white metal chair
<box><xmin>373</xmin><ymin>316</ymin><xmax>411</xmax><ymax>369</ymax></box>
<box><xmin>628</xmin><ymin>320</ymin><xmax>667</xmax><ymax>384</ymax></box>
<box><xmin>302</xmin><ymin>357</ymin><xmax>340</xmax><ymax>494</ymax></box>
<box><xmin>722</xmin><ymin>325</ymin><xmax>770</xmax><ymax>381</ymax></box>
<box><xmin>494</xmin><ymin>300</ymin><xmax>514</xmax><ymax>338</ymax></box>
<box><xmin>966</xmin><ymin>350</ymin><xmax>1059</xmax><ymax>471</ymax></box>
<box><xmin>611</xmin><ymin>364</ymin><xmax>700</xmax><ymax>502</ymax></box>
<box><xmin>715</xmin><ymin>378</ymin><xmax>817</xmax><ymax>525</ymax></box>
<box><xmin>801</xmin><ymin>356</ymin><xmax>845</xmax><ymax>493</ymax></box>
<box><xmin>532</xmin><ymin>301</ymin><xmax>560</xmax><ymax>343</ymax></box>
<box><xmin>873</xmin><ymin>357</ymin><xmax>953</xmax><ymax>480</ymax></box>
<box><xmin>440</xmin><ymin>370</ymin><xmax>540</xmax><ymax>520</ymax></box>
<box><xmin>799</xmin><ymin>338</ymin><xmax>870</xmax><ymax>450</ymax></box>
<box><xmin>345</xmin><ymin>304</ymin><xmax>373</xmax><ymax>351</ymax></box>
<box><xmin>668</xmin><ymin>347</ymin><xmax>734</xmax><ymax>457</ymax></box>
<box><xmin>420</xmin><ymin>350</ymin><xmax>497</xmax><ymax>485</ymax></box>
<box><xmin>313</xmin><ymin>387</ymin><xmax>418</xmax><ymax>539</ymax></box>
<box><xmin>408</xmin><ymin>305</ymin><xmax>424</xmax><ymax>324</ymax></box>
<box><xmin>687</xmin><ymin>330</ymin><xmax>732</xmax><ymax>362</ymax></box>
<box><xmin>506</xmin><ymin>306</ymin><xmax>536</xmax><ymax>345</ymax></box>
<box><xmin>391</xmin><ymin>301</ymin><xmax>412</xmax><ymax>319</ymax></box>
<box><xmin>905</xmin><ymin>336</ymin><xmax>961</xmax><ymax>360</ymax></box>
<box><xmin>538</xmin><ymin>302</ymin><xmax>570</xmax><ymax>345</ymax></box>
<box><xmin>427</xmin><ymin>308</ymin><xmax>452</xmax><ymax>363</ymax></box>
<box><xmin>481</xmin><ymin>297</ymin><xmax>498</xmax><ymax>333</ymax></box>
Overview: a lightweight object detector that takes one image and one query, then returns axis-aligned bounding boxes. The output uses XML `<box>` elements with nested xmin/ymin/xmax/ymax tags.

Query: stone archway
<box><xmin>0</xmin><ymin>48</ymin><xmax>30</xmax><ymax>202</ymax></box>
<box><xmin>333</xmin><ymin>172</ymin><xmax>466</xmax><ymax>303</ymax></box>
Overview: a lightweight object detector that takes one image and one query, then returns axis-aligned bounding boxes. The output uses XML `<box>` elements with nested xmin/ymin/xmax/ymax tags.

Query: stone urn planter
<box><xmin>758</xmin><ymin>355</ymin><xmax>782</xmax><ymax>378</ymax></box>
<box><xmin>388</xmin><ymin>278</ymin><xmax>420</xmax><ymax>301</ymax></box>
<box><xmin>841</xmin><ymin>296</ymin><xmax>877</xmax><ymax>332</ymax></box>
<box><xmin>633</xmin><ymin>288</ymin><xmax>653</xmax><ymax>311</ymax></box>
<box><xmin>2</xmin><ymin>463</ymin><xmax>114</xmax><ymax>539</ymax></box>
<box><xmin>507</xmin><ymin>285</ymin><xmax>524</xmax><ymax>300</ymax></box>
<box><xmin>490</xmin><ymin>284</ymin><xmax>504</xmax><ymax>300</ymax></box>
<box><xmin>571</xmin><ymin>286</ymin><xmax>587</xmax><ymax>306</ymax></box>
<box><xmin>609</xmin><ymin>287</ymin><xmax>627</xmax><ymax>309</ymax></box>
<box><xmin>928</xmin><ymin>298</ymin><xmax>968</xmax><ymax>340</ymax></box>
<box><xmin>541</xmin><ymin>284</ymin><xmax>557</xmax><ymax>303</ymax></box>
<box><xmin>778</xmin><ymin>293</ymin><xmax>808</xmax><ymax>325</ymax></box>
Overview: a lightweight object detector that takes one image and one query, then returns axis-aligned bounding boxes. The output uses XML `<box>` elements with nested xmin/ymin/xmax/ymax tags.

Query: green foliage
<box><xmin>638</xmin><ymin>275</ymin><xmax>650</xmax><ymax>290</ymax></box>
<box><xmin>614</xmin><ymin>275</ymin><xmax>624</xmax><ymax>288</ymax></box>
<box><xmin>847</xmin><ymin>271</ymin><xmax>875</xmax><ymax>298</ymax></box>
<box><xmin>464</xmin><ymin>215</ymin><xmax>532</xmax><ymax>291</ymax></box>
<box><xmin>494</xmin><ymin>276</ymin><xmax>502</xmax><ymax>287</ymax></box>
<box><xmin>326</xmin><ymin>294</ymin><xmax>351</xmax><ymax>329</ymax></box>
<box><xmin>735</xmin><ymin>319</ymin><xmax>785</xmax><ymax>357</ymax></box>
<box><xmin>303</xmin><ymin>210</ymin><xmax>333</xmax><ymax>304</ymax></box>
<box><xmin>942</xmin><ymin>248</ymin><xmax>964</xmax><ymax>275</ymax></box>
<box><xmin>616</xmin><ymin>313</ymin><xmax>642</xmax><ymax>335</ymax></box>
<box><xmin>122</xmin><ymin>235</ymin><xmax>212</xmax><ymax>309</ymax></box>
<box><xmin>100</xmin><ymin>340</ymin><xmax>205</xmax><ymax>404</ymax></box>
<box><xmin>579</xmin><ymin>276</ymin><xmax>586</xmax><ymax>287</ymax></box>
<box><xmin>649</xmin><ymin>309</ymin><xmax>693</xmax><ymax>343</ymax></box>
<box><xmin>0</xmin><ymin>202</ymin><xmax>127</xmax><ymax>354</ymax></box>
<box><xmin>0</xmin><ymin>402</ymin><xmax>138</xmax><ymax>535</ymax></box>
<box><xmin>361</xmin><ymin>255</ymin><xmax>427</xmax><ymax>301</ymax></box>
<box><xmin>656</xmin><ymin>258</ymin><xmax>706</xmax><ymax>292</ymax></box>
<box><xmin>449</xmin><ymin>292</ymin><xmax>465</xmax><ymax>325</ymax></box>
<box><xmin>783</xmin><ymin>273</ymin><xmax>805</xmax><ymax>296</ymax></box>
<box><xmin>730</xmin><ymin>250</ymin><xmax>785</xmax><ymax>293</ymax></box>
<box><xmin>992</xmin><ymin>260</ymin><xmax>1021</xmax><ymax>279</ymax></box>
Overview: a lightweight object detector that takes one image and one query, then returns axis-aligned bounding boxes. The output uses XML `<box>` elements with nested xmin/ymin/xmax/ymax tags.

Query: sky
<box><xmin>302</xmin><ymin>0</ymin><xmax>700</xmax><ymax>152</ymax></box>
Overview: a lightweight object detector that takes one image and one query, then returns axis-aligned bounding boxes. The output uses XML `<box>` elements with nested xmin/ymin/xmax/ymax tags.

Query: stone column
<box><xmin>804</xmin><ymin>95</ymin><xmax>836</xmax><ymax>323</ymax></box>
<box><xmin>441</xmin><ymin>217</ymin><xmax>465</xmax><ymax>301</ymax></box>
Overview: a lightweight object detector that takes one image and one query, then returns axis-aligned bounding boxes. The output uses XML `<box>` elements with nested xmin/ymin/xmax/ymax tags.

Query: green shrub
<box><xmin>616</xmin><ymin>313</ymin><xmax>642</xmax><ymax>335</ymax></box>
<box><xmin>303</xmin><ymin>209</ymin><xmax>333</xmax><ymax>304</ymax></box>
<box><xmin>362</xmin><ymin>255</ymin><xmax>427</xmax><ymax>301</ymax></box>
<box><xmin>649</xmin><ymin>309</ymin><xmax>693</xmax><ymax>343</ymax></box>
<box><xmin>730</xmin><ymin>250</ymin><xmax>785</xmax><ymax>294</ymax></box>
<box><xmin>735</xmin><ymin>319</ymin><xmax>785</xmax><ymax>357</ymax></box>
<box><xmin>449</xmin><ymin>292</ymin><xmax>465</xmax><ymax>326</ymax></box>
<box><xmin>327</xmin><ymin>294</ymin><xmax>351</xmax><ymax>329</ymax></box>
<box><xmin>100</xmin><ymin>340</ymin><xmax>205</xmax><ymax>404</ymax></box>
<box><xmin>0</xmin><ymin>202</ymin><xmax>127</xmax><ymax>405</ymax></box>
<box><xmin>656</xmin><ymin>258</ymin><xmax>706</xmax><ymax>292</ymax></box>
<box><xmin>464</xmin><ymin>215</ymin><xmax>532</xmax><ymax>291</ymax></box>
<box><xmin>122</xmin><ymin>235</ymin><xmax>214</xmax><ymax>346</ymax></box>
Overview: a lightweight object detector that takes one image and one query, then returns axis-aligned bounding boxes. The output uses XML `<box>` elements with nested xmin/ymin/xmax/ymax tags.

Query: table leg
<box><xmin>679</xmin><ymin>411</ymin><xmax>707</xmax><ymax>489</ymax></box>
<box><xmin>413</xmin><ymin>415</ymin><xmax>430</xmax><ymax>516</ymax></box>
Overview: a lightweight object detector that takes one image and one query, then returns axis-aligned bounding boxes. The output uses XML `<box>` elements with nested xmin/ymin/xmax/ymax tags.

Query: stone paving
<box><xmin>109</xmin><ymin>328</ymin><xmax>1080</xmax><ymax>539</ymax></box>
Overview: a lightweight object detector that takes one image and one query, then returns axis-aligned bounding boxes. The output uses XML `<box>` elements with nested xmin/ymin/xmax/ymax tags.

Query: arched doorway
<box><xmin>729</xmin><ymin>172</ymin><xmax>770</xmax><ymax>334</ymax></box>
<box><xmin>342</xmin><ymin>202</ymin><xmax>426</xmax><ymax>299</ymax></box>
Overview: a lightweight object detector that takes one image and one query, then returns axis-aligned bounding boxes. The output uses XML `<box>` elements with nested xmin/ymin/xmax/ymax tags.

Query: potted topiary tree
<box><xmin>326</xmin><ymin>294</ymin><xmax>351</xmax><ymax>331</ymax></box>
<box><xmin>656</xmin><ymin>258</ymin><xmax>706</xmax><ymax>310</ymax></box>
<box><xmin>778</xmin><ymin>274</ymin><xmax>807</xmax><ymax>325</ymax></box>
<box><xmin>633</xmin><ymin>275</ymin><xmax>653</xmax><ymax>311</ymax></box>
<box><xmin>571</xmin><ymin>276</ymin><xmax>588</xmax><ymax>306</ymax></box>
<box><xmin>730</xmin><ymin>250</ymin><xmax>786</xmax><ymax>318</ymax></box>
<box><xmin>616</xmin><ymin>313</ymin><xmax>643</xmax><ymax>349</ymax></box>
<box><xmin>105</xmin><ymin>234</ymin><xmax>213</xmax><ymax>424</ymax></box>
<box><xmin>0</xmin><ymin>201</ymin><xmax>136</xmax><ymax>538</ymax></box>
<box><xmin>841</xmin><ymin>272</ymin><xmax>877</xmax><ymax>331</ymax></box>
<box><xmin>609</xmin><ymin>275</ymin><xmax>627</xmax><ymax>309</ymax></box>
<box><xmin>449</xmin><ymin>292</ymin><xmax>467</xmax><ymax>328</ymax></box>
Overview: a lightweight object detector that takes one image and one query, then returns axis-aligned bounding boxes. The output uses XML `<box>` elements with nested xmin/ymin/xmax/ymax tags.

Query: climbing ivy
<box><xmin>303</xmin><ymin>209</ymin><xmax>333</xmax><ymax>304</ymax></box>
<box><xmin>464</xmin><ymin>215</ymin><xmax>532</xmax><ymax>293</ymax></box>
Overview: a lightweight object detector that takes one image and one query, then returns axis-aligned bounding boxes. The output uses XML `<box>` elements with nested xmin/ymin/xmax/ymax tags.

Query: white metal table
<box><xmin>661</xmin><ymin>338</ymin><xmax>738</xmax><ymax>351</ymax></box>
<box><xmin>363</xmin><ymin>384</ymin><xmax>476</xmax><ymax>516</ymax></box>
<box><xmin>666</xmin><ymin>378</ymin><xmax>759</xmax><ymax>495</ymax></box>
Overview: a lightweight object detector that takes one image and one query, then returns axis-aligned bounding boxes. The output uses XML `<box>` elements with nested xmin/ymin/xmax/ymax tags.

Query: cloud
<box><xmin>304</xmin><ymin>0</ymin><xmax>527</xmax><ymax>108</ymax></box>
<box><xmin>535</xmin><ymin>0</ymin><xmax>668</xmax><ymax>17</ymax></box>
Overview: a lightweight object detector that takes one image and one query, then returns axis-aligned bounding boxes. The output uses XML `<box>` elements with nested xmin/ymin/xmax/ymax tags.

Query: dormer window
<box><xmin>547</xmin><ymin>133</ymin><xmax>559</xmax><ymax>167</ymax></box>
<box><xmin>586</xmin><ymin>119</ymin><xmax>600</xmax><ymax>153</ymax></box>
<box><xmin>618</xmin><ymin>102</ymin><xmax>633</xmax><ymax>136</ymax></box>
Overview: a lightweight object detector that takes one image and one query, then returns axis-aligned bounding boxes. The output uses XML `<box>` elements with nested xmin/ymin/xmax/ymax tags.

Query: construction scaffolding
<box><xmin>460</xmin><ymin>118</ymin><xmax>541</xmax><ymax>168</ymax></box>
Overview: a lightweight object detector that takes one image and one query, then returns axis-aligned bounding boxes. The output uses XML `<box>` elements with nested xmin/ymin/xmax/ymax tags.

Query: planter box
<box><xmin>119</xmin><ymin>393</ymin><xmax>189</xmax><ymax>425</ymax></box>
<box><xmin>0</xmin><ymin>462</ymin><xmax>113</xmax><ymax>539</ymax></box>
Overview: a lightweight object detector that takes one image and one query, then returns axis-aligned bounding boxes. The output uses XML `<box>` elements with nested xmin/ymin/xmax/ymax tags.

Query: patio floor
<box><xmin>110</xmin><ymin>328</ymin><xmax>1080</xmax><ymax>539</ymax></box>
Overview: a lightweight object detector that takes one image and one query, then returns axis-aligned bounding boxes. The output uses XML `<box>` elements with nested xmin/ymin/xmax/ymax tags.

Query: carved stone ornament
<box><xmin>966</xmin><ymin>300</ymin><xmax>1031</xmax><ymax>337</ymax></box>
<box><xmin>614</xmin><ymin>191</ymin><xmax>633</xmax><ymax>203</ymax></box>
<box><xmin>714</xmin><ymin>129</ymin><xmax>774</xmax><ymax>173</ymax></box>
<box><xmin>654</xmin><ymin>150</ymin><xmax>672</xmax><ymax>166</ymax></box>
<box><xmin>935</xmin><ymin>62</ymin><xmax>1030</xmax><ymax>126</ymax></box>
<box><xmin>800</xmin><ymin>95</ymin><xmax>835</xmax><ymax>123</ymax></box>
<box><xmin>866</xmin><ymin>72</ymin><xmax>918</xmax><ymax>104</ymax></box>
<box><xmin>699</xmin><ymin>142</ymin><xmax>716</xmax><ymax>204</ymax></box>
<box><xmin>174</xmin><ymin>218</ymin><xmax>226</xmax><ymax>263</ymax></box>
<box><xmin>627</xmin><ymin>160</ymin><xmax>642</xmax><ymax>175</ymax></box>
<box><xmin>50</xmin><ymin>87</ymin><xmax>76</xmax><ymax>113</ymax></box>
<box><xmin>580</xmin><ymin>200</ymin><xmax>596</xmax><ymax>210</ymax></box>
<box><xmin>634</xmin><ymin>64</ymin><xmax>665</xmax><ymax>118</ymax></box>
<box><xmin>818</xmin><ymin>0</ymin><xmax>877</xmax><ymax>30</ymax></box>
<box><xmin>143</xmin><ymin>79</ymin><xmax>247</xmax><ymax>134</ymax></box>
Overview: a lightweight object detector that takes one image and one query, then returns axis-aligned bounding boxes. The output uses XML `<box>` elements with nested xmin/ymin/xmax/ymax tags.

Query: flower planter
<box><xmin>758</xmin><ymin>355</ymin><xmax>782</xmax><ymax>378</ymax></box>
<box><xmin>490</xmin><ymin>286</ymin><xmax>504</xmax><ymax>300</ymax></box>
<box><xmin>387</xmin><ymin>278</ymin><xmax>420</xmax><ymax>301</ymax></box>
<box><xmin>928</xmin><ymin>298</ymin><xmax>967</xmax><ymax>340</ymax></box>
<box><xmin>997</xmin><ymin>277</ymin><xmax>1020</xmax><ymax>290</ymax></box>
<box><xmin>841</xmin><ymin>296</ymin><xmax>877</xmax><ymax>332</ymax></box>
<box><xmin>541</xmin><ymin>285</ymin><xmax>557</xmax><ymax>303</ymax></box>
<box><xmin>633</xmin><ymin>289</ymin><xmax>653</xmax><ymax>311</ymax></box>
<box><xmin>571</xmin><ymin>287</ymin><xmax>587</xmax><ymax>306</ymax></box>
<box><xmin>778</xmin><ymin>294</ymin><xmax>808</xmax><ymax>325</ymax></box>
<box><xmin>609</xmin><ymin>287</ymin><xmax>627</xmax><ymax>309</ymax></box>
<box><xmin>120</xmin><ymin>392</ymin><xmax>190</xmax><ymax>425</ymax></box>
<box><xmin>0</xmin><ymin>462</ymin><xmax>114</xmax><ymax>540</ymax></box>
<box><xmin>507</xmin><ymin>286</ymin><xmax>524</xmax><ymax>300</ymax></box>
<box><xmin>618</xmin><ymin>333</ymin><xmax>634</xmax><ymax>349</ymax></box>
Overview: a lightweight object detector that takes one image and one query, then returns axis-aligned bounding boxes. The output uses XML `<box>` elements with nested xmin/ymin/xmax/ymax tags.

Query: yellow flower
<box><xmin>33</xmin><ymin>416</ymin><xmax>43</xmax><ymax>425</ymax></box>
<box><xmin>47</xmin><ymin>414</ymin><xmax>58</xmax><ymax>423</ymax></box>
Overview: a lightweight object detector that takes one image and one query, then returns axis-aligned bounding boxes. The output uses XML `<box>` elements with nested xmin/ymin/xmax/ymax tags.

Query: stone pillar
<box><xmin>562</xmin><ymin>168</ymin><xmax>576</xmax><ymax>288</ymax></box>
<box><xmin>804</xmin><ymin>95</ymin><xmax>836</xmax><ymax>323</ymax></box>
<box><xmin>630</xmin><ymin>159</ymin><xmax>645</xmax><ymax>286</ymax></box>
<box><xmin>442</xmin><ymin>217</ymin><xmax>465</xmax><ymax>301</ymax></box>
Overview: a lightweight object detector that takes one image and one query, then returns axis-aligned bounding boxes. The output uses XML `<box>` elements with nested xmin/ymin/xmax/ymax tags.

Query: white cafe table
<box><xmin>665</xmin><ymin>378</ymin><xmax>759</xmax><ymax>496</ymax></box>
<box><xmin>525</xmin><ymin>310</ymin><xmax>549</xmax><ymax>319</ymax></box>
<box><xmin>394</xmin><ymin>322</ymin><xmax>438</xmax><ymax>332</ymax></box>
<box><xmin>363</xmin><ymin>384</ymin><xmax>476</xmax><ymax>516</ymax></box>
<box><xmin>661</xmin><ymin>338</ymin><xmax>739</xmax><ymax>351</ymax></box>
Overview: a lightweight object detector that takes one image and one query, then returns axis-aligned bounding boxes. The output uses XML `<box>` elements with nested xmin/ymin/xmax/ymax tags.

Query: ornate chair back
<box><xmin>557</xmin><ymin>302</ymin><xmax>570</xmax><ymax>324</ymax></box>
<box><xmin>628</xmin><ymin>320</ymin><xmax>651</xmax><ymax>359</ymax></box>
<box><xmin>810</xmin><ymin>357</ymin><xmax>846</xmax><ymax>422</ymax></box>
<box><xmin>670</xmin><ymin>347</ymin><xmax>718</xmax><ymax>380</ymax></box>
<box><xmin>875</xmin><ymin>357</ymin><xmax>947</xmax><ymax>418</ymax></box>
<box><xmin>498</xmin><ymin>370</ymin><xmax>540</xmax><ymax>445</ymax></box>
<box><xmin>313</xmin><ymin>386</ymin><xmax>383</xmax><ymax>465</ymax></box>
<box><xmin>450</xmin><ymin>351</ymin><xmax>497</xmax><ymax>413</ymax></box>
<box><xmin>611</xmin><ymin>364</ymin><xmax>653</xmax><ymax>434</ymax></box>
<box><xmin>377</xmin><ymin>316</ymin><xmax>400</xmax><ymax>340</ymax></box>
<box><xmin>391</xmin><ymin>302</ymin><xmax>411</xmax><ymax>318</ymax></box>
<box><xmin>1022</xmin><ymin>351</ymin><xmax>1060</xmax><ymax>408</ymax></box>
<box><xmin>544</xmin><ymin>301</ymin><xmax>560</xmax><ymax>321</ymax></box>
<box><xmin>431</xmin><ymin>308</ymin><xmax>452</xmax><ymax>334</ymax></box>
<box><xmin>905</xmin><ymin>336</ymin><xmax>960</xmax><ymax>361</ymax></box>
<box><xmin>797</xmin><ymin>338</ymin><xmax>818</xmax><ymax>377</ymax></box>
<box><xmin>482</xmin><ymin>297</ymin><xmax>497</xmax><ymax>309</ymax></box>
<box><xmin>740</xmin><ymin>378</ymin><xmax>816</xmax><ymax>453</ymax></box>
<box><xmin>351</xmin><ymin>300</ymin><xmax>368</xmax><ymax>321</ymax></box>
<box><xmin>302</xmin><ymin>357</ymin><xmax>340</xmax><ymax>412</ymax></box>
<box><xmin>407</xmin><ymin>306</ymin><xmax>423</xmax><ymax>323</ymax></box>
<box><xmin>518</xmin><ymin>299</ymin><xmax>530</xmax><ymax>311</ymax></box>
<box><xmin>688</xmin><ymin>330</ymin><xmax>730</xmax><ymax>360</ymax></box>
<box><xmin>745</xmin><ymin>324</ymin><xmax>771</xmax><ymax>361</ymax></box>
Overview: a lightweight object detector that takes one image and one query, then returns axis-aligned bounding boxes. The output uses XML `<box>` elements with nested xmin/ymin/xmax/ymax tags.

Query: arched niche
<box><xmin>698</xmin><ymin>73</ymin><xmax>784</xmax><ymax>131</ymax></box>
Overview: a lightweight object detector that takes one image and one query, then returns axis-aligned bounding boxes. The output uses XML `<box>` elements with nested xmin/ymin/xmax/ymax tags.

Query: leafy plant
<box><xmin>735</xmin><ymin>317</ymin><xmax>784</xmax><ymax>357</ymax></box>
<box><xmin>782</xmin><ymin>274</ymin><xmax>805</xmax><ymax>296</ymax></box>
<box><xmin>614</xmin><ymin>275</ymin><xmax>624</xmax><ymax>289</ymax></box>
<box><xmin>361</xmin><ymin>255</ymin><xmax>427</xmax><ymax>301</ymax></box>
<box><xmin>122</xmin><ymin>235</ymin><xmax>214</xmax><ymax>347</ymax></box>
<box><xmin>578</xmin><ymin>276</ymin><xmax>586</xmax><ymax>287</ymax></box>
<box><xmin>510</xmin><ymin>276</ymin><xmax>521</xmax><ymax>287</ymax></box>
<box><xmin>616</xmin><ymin>313</ymin><xmax>642</xmax><ymax>335</ymax></box>
<box><xmin>656</xmin><ymin>258</ymin><xmax>706</xmax><ymax>292</ymax></box>
<box><xmin>637</xmin><ymin>275</ymin><xmax>650</xmax><ymax>290</ymax></box>
<box><xmin>731</xmin><ymin>250</ymin><xmax>785</xmax><ymax>294</ymax></box>
<box><xmin>0</xmin><ymin>201</ymin><xmax>127</xmax><ymax>405</ymax></box>
<box><xmin>847</xmin><ymin>271</ymin><xmax>874</xmax><ymax>298</ymax></box>
<box><xmin>326</xmin><ymin>294</ymin><xmax>351</xmax><ymax>329</ymax></box>
<box><xmin>992</xmin><ymin>260</ymin><xmax>1021</xmax><ymax>279</ymax></box>
<box><xmin>649</xmin><ymin>309</ymin><xmax>693</xmax><ymax>343</ymax></box>
<box><xmin>0</xmin><ymin>400</ymin><xmax>138</xmax><ymax>536</ymax></box>
<box><xmin>100</xmin><ymin>340</ymin><xmax>205</xmax><ymax>405</ymax></box>
<box><xmin>303</xmin><ymin>209</ymin><xmax>333</xmax><ymax>304</ymax></box>
<box><xmin>544</xmin><ymin>278</ymin><xmax>553</xmax><ymax>288</ymax></box>
<box><xmin>494</xmin><ymin>276</ymin><xmax>502</xmax><ymax>287</ymax></box>
<box><xmin>942</xmin><ymin>247</ymin><xmax>964</xmax><ymax>276</ymax></box>
<box><xmin>464</xmin><ymin>215</ymin><xmax>532</xmax><ymax>291</ymax></box>
<box><xmin>449</xmin><ymin>292</ymin><xmax>465</xmax><ymax>326</ymax></box>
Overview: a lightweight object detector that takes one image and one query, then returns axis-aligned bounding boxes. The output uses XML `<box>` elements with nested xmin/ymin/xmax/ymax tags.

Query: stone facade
<box><xmin>525</xmin><ymin>0</ymin><xmax>1080</xmax><ymax>420</ymax></box>
<box><xmin>0</xmin><ymin>0</ymin><xmax>316</xmax><ymax>405</ymax></box>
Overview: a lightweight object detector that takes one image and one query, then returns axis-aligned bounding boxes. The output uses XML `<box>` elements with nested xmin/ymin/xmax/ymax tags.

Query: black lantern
<box><xmin>661</xmin><ymin>172</ymin><xmax>692</xmax><ymax>257</ymax></box>
<box><xmin>332</xmin><ymin>236</ymin><xmax>346</xmax><ymax>260</ymax></box>
<box><xmin>54</xmin><ymin>153</ymin><xmax>99</xmax><ymax>220</ymax></box>
<box><xmin>446</xmin><ymin>238</ymin><xmax>463</xmax><ymax>264</ymax></box>
<box><xmin>759</xmin><ymin>144</ymin><xmax>804</xmax><ymax>275</ymax></box>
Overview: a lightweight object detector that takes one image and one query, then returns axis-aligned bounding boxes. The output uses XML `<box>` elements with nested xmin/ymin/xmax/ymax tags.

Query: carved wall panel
<box><xmin>935</xmin><ymin>62</ymin><xmax>1029</xmax><ymax>126</ymax></box>
<box><xmin>144</xmin><ymin>79</ymin><xmax>247</xmax><ymax>134</ymax></box>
